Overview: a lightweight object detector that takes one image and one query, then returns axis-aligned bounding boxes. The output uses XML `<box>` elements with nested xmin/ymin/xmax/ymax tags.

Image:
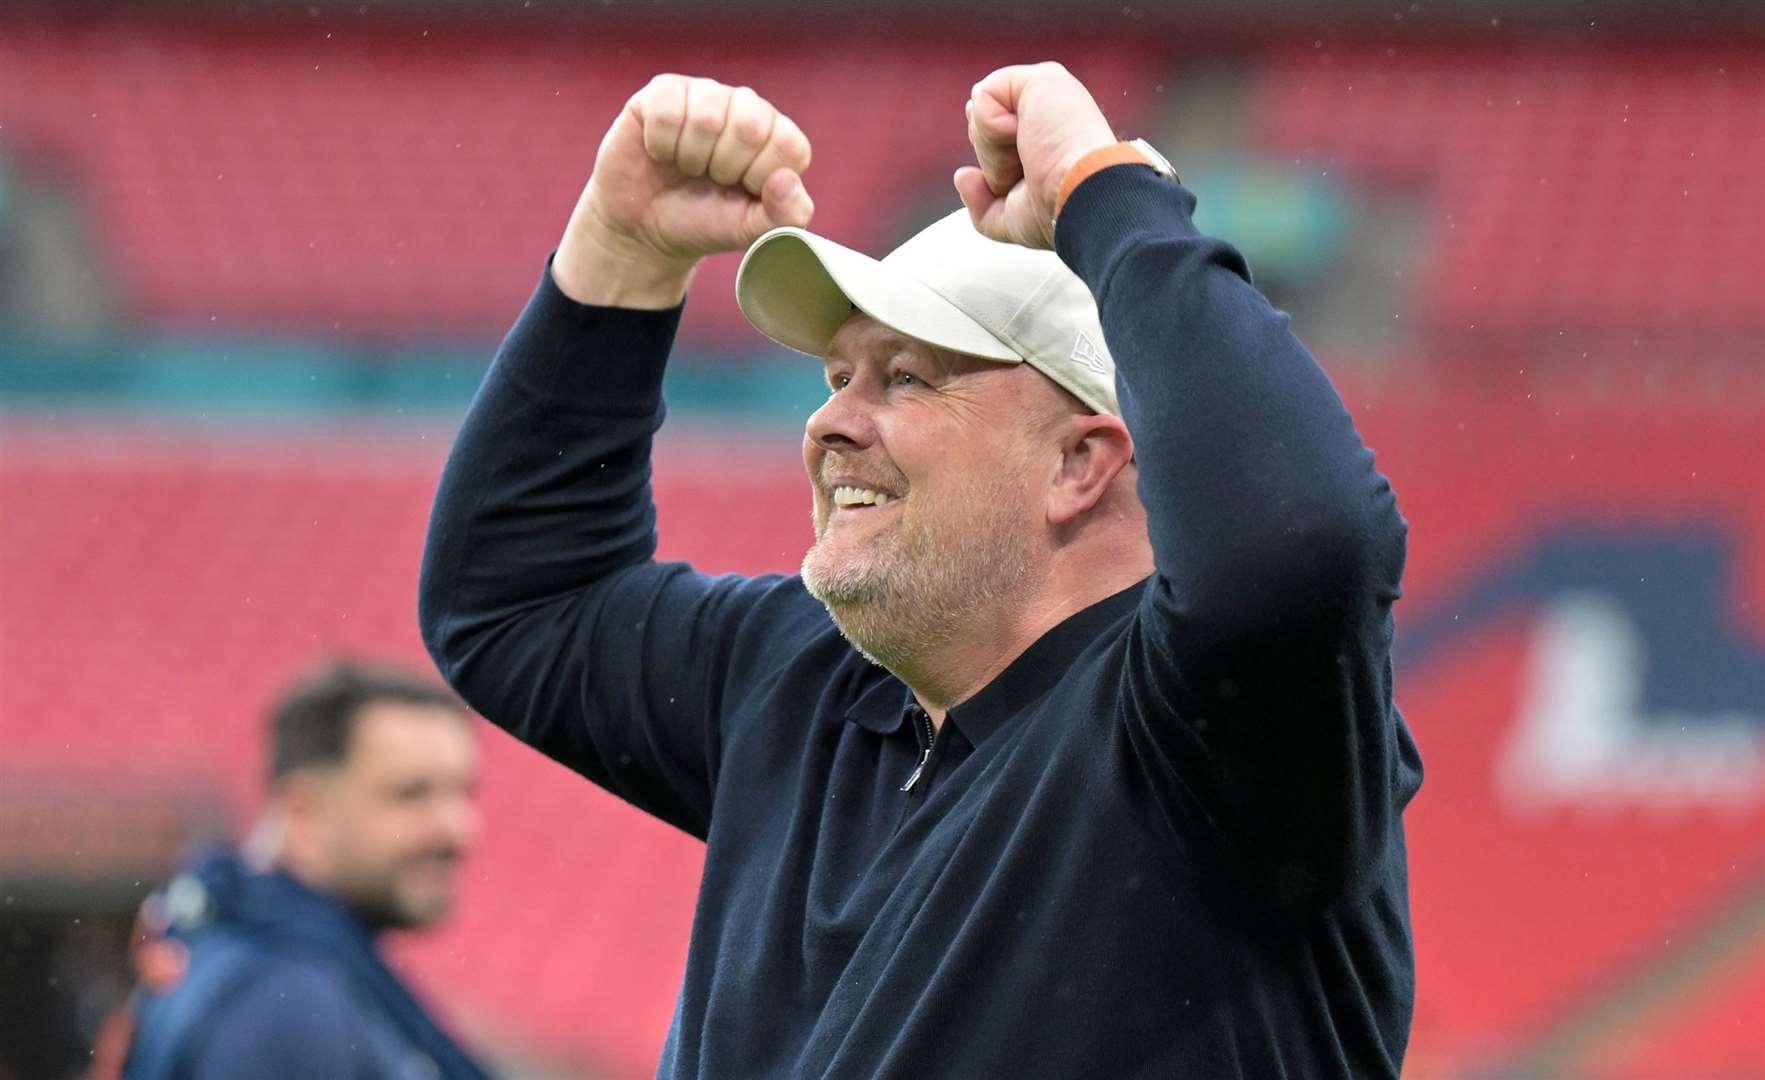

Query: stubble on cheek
<box><xmin>802</xmin><ymin>503</ymin><xmax>899</xmax><ymax>606</ymax></box>
<box><xmin>809</xmin><ymin>491</ymin><xmax>829</xmax><ymax>541</ymax></box>
<box><xmin>805</xmin><ymin>466</ymin><xmax>1035</xmax><ymax>655</ymax></box>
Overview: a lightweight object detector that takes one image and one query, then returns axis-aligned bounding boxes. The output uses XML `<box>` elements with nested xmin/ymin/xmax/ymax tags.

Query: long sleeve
<box><xmin>418</xmin><ymin>263</ymin><xmax>823</xmax><ymax>838</ymax></box>
<box><xmin>1056</xmin><ymin>166</ymin><xmax>1419</xmax><ymax>909</ymax></box>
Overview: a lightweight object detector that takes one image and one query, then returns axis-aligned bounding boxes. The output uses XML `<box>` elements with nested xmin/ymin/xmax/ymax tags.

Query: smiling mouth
<box><xmin>830</xmin><ymin>485</ymin><xmax>897</xmax><ymax>509</ymax></box>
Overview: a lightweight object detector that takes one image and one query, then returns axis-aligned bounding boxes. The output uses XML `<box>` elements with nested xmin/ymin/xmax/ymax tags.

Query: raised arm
<box><xmin>418</xmin><ymin>76</ymin><xmax>817</xmax><ymax>836</ymax></box>
<box><xmin>959</xmin><ymin>64</ymin><xmax>1417</xmax><ymax>906</ymax></box>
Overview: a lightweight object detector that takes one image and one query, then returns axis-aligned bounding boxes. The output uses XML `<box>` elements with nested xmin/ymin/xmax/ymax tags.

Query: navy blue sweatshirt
<box><xmin>420</xmin><ymin>165</ymin><xmax>1423</xmax><ymax>1078</ymax></box>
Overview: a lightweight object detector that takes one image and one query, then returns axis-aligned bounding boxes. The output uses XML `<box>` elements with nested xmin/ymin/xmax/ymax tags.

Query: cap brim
<box><xmin>735</xmin><ymin>227</ymin><xmax>1021</xmax><ymax>363</ymax></box>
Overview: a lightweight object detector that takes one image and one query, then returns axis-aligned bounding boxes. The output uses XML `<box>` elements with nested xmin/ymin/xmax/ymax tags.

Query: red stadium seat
<box><xmin>1254</xmin><ymin>47</ymin><xmax>1765</xmax><ymax>333</ymax></box>
<box><xmin>0</xmin><ymin>22</ymin><xmax>1162</xmax><ymax>348</ymax></box>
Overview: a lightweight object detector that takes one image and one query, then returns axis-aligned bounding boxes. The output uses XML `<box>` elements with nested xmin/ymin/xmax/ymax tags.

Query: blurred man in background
<box><xmin>115</xmin><ymin>661</ymin><xmax>488</xmax><ymax>1079</ymax></box>
<box><xmin>423</xmin><ymin>62</ymin><xmax>1419</xmax><ymax>1076</ymax></box>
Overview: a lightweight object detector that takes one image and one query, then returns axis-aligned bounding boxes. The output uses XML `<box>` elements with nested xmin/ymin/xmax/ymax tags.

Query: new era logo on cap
<box><xmin>1070</xmin><ymin>332</ymin><xmax>1109</xmax><ymax>375</ymax></box>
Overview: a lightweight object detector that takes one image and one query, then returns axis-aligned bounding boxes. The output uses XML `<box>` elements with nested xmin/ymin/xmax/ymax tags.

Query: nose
<box><xmin>805</xmin><ymin>383</ymin><xmax>878</xmax><ymax>454</ymax></box>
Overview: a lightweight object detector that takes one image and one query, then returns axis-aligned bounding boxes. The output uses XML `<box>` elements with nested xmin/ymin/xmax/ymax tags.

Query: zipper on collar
<box><xmin>901</xmin><ymin>706</ymin><xmax>936</xmax><ymax>793</ymax></box>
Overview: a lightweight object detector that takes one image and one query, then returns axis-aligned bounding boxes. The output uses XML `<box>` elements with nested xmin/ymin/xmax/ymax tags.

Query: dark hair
<box><xmin>268</xmin><ymin>659</ymin><xmax>462</xmax><ymax>783</ymax></box>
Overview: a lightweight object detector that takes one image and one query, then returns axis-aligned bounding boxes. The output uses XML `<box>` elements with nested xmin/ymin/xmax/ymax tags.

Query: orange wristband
<box><xmin>1054</xmin><ymin>141</ymin><xmax>1170</xmax><ymax>219</ymax></box>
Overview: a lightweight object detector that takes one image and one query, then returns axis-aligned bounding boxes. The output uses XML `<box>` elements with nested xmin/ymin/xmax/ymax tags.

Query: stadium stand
<box><xmin>5</xmin><ymin>371</ymin><xmax>1762</xmax><ymax>1074</ymax></box>
<box><xmin>1255</xmin><ymin>46</ymin><xmax>1765</xmax><ymax>334</ymax></box>
<box><xmin>3</xmin><ymin>28</ymin><xmax>1757</xmax><ymax>349</ymax></box>
<box><xmin>2</xmin><ymin>18</ymin><xmax>1762</xmax><ymax>1076</ymax></box>
<box><xmin>0</xmin><ymin>21</ymin><xmax>1163</xmax><ymax>344</ymax></box>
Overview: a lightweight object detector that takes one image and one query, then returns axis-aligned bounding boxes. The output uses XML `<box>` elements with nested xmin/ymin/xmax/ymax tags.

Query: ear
<box><xmin>273</xmin><ymin>771</ymin><xmax>332</xmax><ymax>837</ymax></box>
<box><xmin>1046</xmin><ymin>414</ymin><xmax>1135</xmax><ymax>527</ymax></box>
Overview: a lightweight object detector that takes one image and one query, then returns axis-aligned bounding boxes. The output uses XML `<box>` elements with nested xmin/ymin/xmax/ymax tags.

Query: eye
<box><xmin>827</xmin><ymin>373</ymin><xmax>850</xmax><ymax>393</ymax></box>
<box><xmin>890</xmin><ymin>370</ymin><xmax>920</xmax><ymax>387</ymax></box>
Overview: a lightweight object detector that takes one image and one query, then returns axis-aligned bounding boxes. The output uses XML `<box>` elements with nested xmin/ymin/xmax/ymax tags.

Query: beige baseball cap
<box><xmin>734</xmin><ymin>208</ymin><xmax>1118</xmax><ymax>415</ymax></box>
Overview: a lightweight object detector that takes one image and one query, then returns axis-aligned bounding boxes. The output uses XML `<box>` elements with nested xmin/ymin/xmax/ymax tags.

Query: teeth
<box><xmin>833</xmin><ymin>486</ymin><xmax>894</xmax><ymax>508</ymax></box>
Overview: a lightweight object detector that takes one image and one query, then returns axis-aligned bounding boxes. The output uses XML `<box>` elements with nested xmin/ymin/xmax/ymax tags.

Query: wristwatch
<box><xmin>1055</xmin><ymin>139</ymin><xmax>1180</xmax><ymax>219</ymax></box>
<box><xmin>1125</xmin><ymin>139</ymin><xmax>1179</xmax><ymax>180</ymax></box>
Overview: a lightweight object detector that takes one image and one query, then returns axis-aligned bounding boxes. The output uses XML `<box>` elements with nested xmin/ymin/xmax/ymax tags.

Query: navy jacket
<box><xmin>124</xmin><ymin>849</ymin><xmax>489</xmax><ymax>1080</ymax></box>
<box><xmin>421</xmin><ymin>166</ymin><xmax>1423</xmax><ymax>1077</ymax></box>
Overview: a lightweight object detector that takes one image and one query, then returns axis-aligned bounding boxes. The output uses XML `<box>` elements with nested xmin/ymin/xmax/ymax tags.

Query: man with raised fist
<box><xmin>422</xmin><ymin>63</ymin><xmax>1421</xmax><ymax>1078</ymax></box>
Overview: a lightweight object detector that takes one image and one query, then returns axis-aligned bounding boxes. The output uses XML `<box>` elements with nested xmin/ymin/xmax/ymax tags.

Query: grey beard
<box><xmin>802</xmin><ymin>517</ymin><xmax>1032</xmax><ymax>677</ymax></box>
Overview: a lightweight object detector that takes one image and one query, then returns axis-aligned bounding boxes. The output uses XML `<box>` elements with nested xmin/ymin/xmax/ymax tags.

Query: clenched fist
<box><xmin>954</xmin><ymin>62</ymin><xmax>1117</xmax><ymax>250</ymax></box>
<box><xmin>555</xmin><ymin>75</ymin><xmax>814</xmax><ymax>308</ymax></box>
